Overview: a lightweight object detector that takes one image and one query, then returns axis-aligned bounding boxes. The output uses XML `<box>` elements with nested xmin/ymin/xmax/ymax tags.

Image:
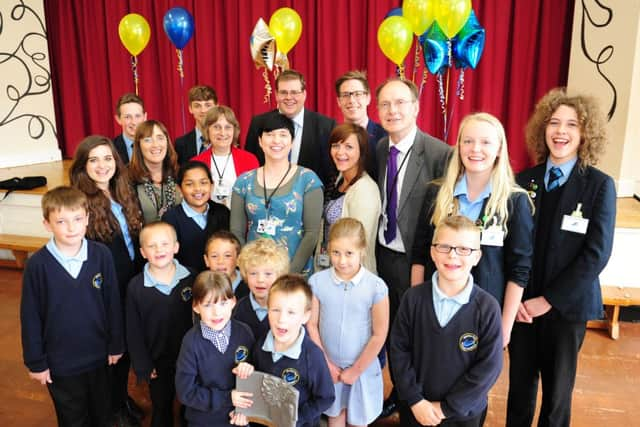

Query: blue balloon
<box><xmin>422</xmin><ymin>21</ymin><xmax>449</xmax><ymax>75</ymax></box>
<box><xmin>385</xmin><ymin>7</ymin><xmax>403</xmax><ymax>18</ymax></box>
<box><xmin>163</xmin><ymin>7</ymin><xmax>194</xmax><ymax>50</ymax></box>
<box><xmin>453</xmin><ymin>10</ymin><xmax>486</xmax><ymax>69</ymax></box>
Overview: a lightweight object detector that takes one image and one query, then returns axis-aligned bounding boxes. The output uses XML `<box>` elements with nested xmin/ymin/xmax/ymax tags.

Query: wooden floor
<box><xmin>3</xmin><ymin>267</ymin><xmax>639</xmax><ymax>426</ymax></box>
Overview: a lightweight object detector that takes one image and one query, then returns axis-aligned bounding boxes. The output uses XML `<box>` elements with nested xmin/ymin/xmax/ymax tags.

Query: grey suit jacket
<box><xmin>376</xmin><ymin>129</ymin><xmax>452</xmax><ymax>261</ymax></box>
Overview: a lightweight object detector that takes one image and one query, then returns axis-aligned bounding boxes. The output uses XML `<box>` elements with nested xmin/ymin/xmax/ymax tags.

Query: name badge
<box><xmin>561</xmin><ymin>203</ymin><xmax>589</xmax><ymax>234</ymax></box>
<box><xmin>213</xmin><ymin>183</ymin><xmax>231</xmax><ymax>198</ymax></box>
<box><xmin>481</xmin><ymin>225</ymin><xmax>504</xmax><ymax>247</ymax></box>
<box><xmin>257</xmin><ymin>218</ymin><xmax>277</xmax><ymax>236</ymax></box>
<box><xmin>315</xmin><ymin>253</ymin><xmax>330</xmax><ymax>268</ymax></box>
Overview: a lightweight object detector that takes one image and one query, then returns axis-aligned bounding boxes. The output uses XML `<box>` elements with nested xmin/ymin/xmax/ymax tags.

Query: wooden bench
<box><xmin>0</xmin><ymin>234</ymin><xmax>48</xmax><ymax>269</ymax></box>
<box><xmin>588</xmin><ymin>285</ymin><xmax>640</xmax><ymax>339</ymax></box>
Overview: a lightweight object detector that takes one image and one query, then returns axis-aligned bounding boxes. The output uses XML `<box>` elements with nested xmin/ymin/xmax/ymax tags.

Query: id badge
<box><xmin>256</xmin><ymin>219</ymin><xmax>266</xmax><ymax>234</ymax></box>
<box><xmin>561</xmin><ymin>215</ymin><xmax>589</xmax><ymax>234</ymax></box>
<box><xmin>481</xmin><ymin>225</ymin><xmax>504</xmax><ymax>247</ymax></box>
<box><xmin>214</xmin><ymin>183</ymin><xmax>231</xmax><ymax>198</ymax></box>
<box><xmin>263</xmin><ymin>219</ymin><xmax>277</xmax><ymax>236</ymax></box>
<box><xmin>316</xmin><ymin>253</ymin><xmax>330</xmax><ymax>268</ymax></box>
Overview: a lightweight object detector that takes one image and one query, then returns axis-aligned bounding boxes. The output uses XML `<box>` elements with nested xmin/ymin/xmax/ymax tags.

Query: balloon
<box><xmin>402</xmin><ymin>0</ymin><xmax>435</xmax><ymax>36</ymax></box>
<box><xmin>118</xmin><ymin>13</ymin><xmax>151</xmax><ymax>56</ymax></box>
<box><xmin>163</xmin><ymin>7</ymin><xmax>194</xmax><ymax>50</ymax></box>
<box><xmin>377</xmin><ymin>16</ymin><xmax>413</xmax><ymax>66</ymax></box>
<box><xmin>269</xmin><ymin>7</ymin><xmax>302</xmax><ymax>55</ymax></box>
<box><xmin>385</xmin><ymin>7</ymin><xmax>403</xmax><ymax>18</ymax></box>
<box><xmin>434</xmin><ymin>0</ymin><xmax>472</xmax><ymax>39</ymax></box>
<box><xmin>422</xmin><ymin>21</ymin><xmax>449</xmax><ymax>74</ymax></box>
<box><xmin>250</xmin><ymin>18</ymin><xmax>275</xmax><ymax>71</ymax></box>
<box><xmin>452</xmin><ymin>10</ymin><xmax>485</xmax><ymax>69</ymax></box>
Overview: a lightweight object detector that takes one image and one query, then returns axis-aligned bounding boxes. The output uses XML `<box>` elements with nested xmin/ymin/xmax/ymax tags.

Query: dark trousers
<box><xmin>506</xmin><ymin>312</ymin><xmax>587</xmax><ymax>427</ymax></box>
<box><xmin>399</xmin><ymin>401</ymin><xmax>487</xmax><ymax>427</ymax></box>
<box><xmin>47</xmin><ymin>366</ymin><xmax>110</xmax><ymax>427</ymax></box>
<box><xmin>149</xmin><ymin>364</ymin><xmax>177</xmax><ymax>427</ymax></box>
<box><xmin>109</xmin><ymin>352</ymin><xmax>130</xmax><ymax>414</ymax></box>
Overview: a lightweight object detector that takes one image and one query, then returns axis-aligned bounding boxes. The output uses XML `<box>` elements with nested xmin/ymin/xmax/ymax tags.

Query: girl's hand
<box><xmin>516</xmin><ymin>302</ymin><xmax>533</xmax><ymax>323</ymax></box>
<box><xmin>327</xmin><ymin>360</ymin><xmax>342</xmax><ymax>384</ymax></box>
<box><xmin>229</xmin><ymin>411</ymin><xmax>249</xmax><ymax>425</ymax></box>
<box><xmin>232</xmin><ymin>362</ymin><xmax>254</xmax><ymax>379</ymax></box>
<box><xmin>523</xmin><ymin>296</ymin><xmax>552</xmax><ymax>318</ymax></box>
<box><xmin>339</xmin><ymin>366</ymin><xmax>361</xmax><ymax>385</ymax></box>
<box><xmin>150</xmin><ymin>369</ymin><xmax>158</xmax><ymax>379</ymax></box>
<box><xmin>28</xmin><ymin>369</ymin><xmax>52</xmax><ymax>385</ymax></box>
<box><xmin>108</xmin><ymin>353</ymin><xmax>123</xmax><ymax>365</ymax></box>
<box><xmin>231</xmin><ymin>390</ymin><xmax>253</xmax><ymax>409</ymax></box>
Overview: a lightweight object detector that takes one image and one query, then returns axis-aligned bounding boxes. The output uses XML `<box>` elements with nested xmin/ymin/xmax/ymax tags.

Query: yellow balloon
<box><xmin>377</xmin><ymin>16</ymin><xmax>413</xmax><ymax>66</ymax></box>
<box><xmin>402</xmin><ymin>0</ymin><xmax>435</xmax><ymax>36</ymax></box>
<box><xmin>269</xmin><ymin>8</ymin><xmax>302</xmax><ymax>55</ymax></box>
<box><xmin>435</xmin><ymin>0</ymin><xmax>472</xmax><ymax>39</ymax></box>
<box><xmin>118</xmin><ymin>13</ymin><xmax>151</xmax><ymax>56</ymax></box>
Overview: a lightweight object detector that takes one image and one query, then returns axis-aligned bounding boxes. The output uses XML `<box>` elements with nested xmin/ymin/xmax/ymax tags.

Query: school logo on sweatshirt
<box><xmin>92</xmin><ymin>273</ymin><xmax>103</xmax><ymax>289</ymax></box>
<box><xmin>281</xmin><ymin>368</ymin><xmax>300</xmax><ymax>386</ymax></box>
<box><xmin>459</xmin><ymin>333</ymin><xmax>478</xmax><ymax>352</ymax></box>
<box><xmin>181</xmin><ymin>286</ymin><xmax>192</xmax><ymax>302</ymax></box>
<box><xmin>235</xmin><ymin>346</ymin><xmax>249</xmax><ymax>363</ymax></box>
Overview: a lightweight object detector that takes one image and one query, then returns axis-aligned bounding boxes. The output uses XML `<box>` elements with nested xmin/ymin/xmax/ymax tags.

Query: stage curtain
<box><xmin>44</xmin><ymin>0</ymin><xmax>573</xmax><ymax>172</ymax></box>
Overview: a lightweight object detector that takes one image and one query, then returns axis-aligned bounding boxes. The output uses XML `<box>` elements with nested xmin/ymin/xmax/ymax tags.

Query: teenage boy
<box><xmin>390</xmin><ymin>215</ymin><xmax>503</xmax><ymax>427</ymax></box>
<box><xmin>113</xmin><ymin>93</ymin><xmax>147</xmax><ymax>164</ymax></box>
<box><xmin>126</xmin><ymin>221</ymin><xmax>195</xmax><ymax>427</ymax></box>
<box><xmin>175</xmin><ymin>85</ymin><xmax>218</xmax><ymax>165</ymax></box>
<box><xmin>21</xmin><ymin>186</ymin><xmax>124</xmax><ymax>426</ymax></box>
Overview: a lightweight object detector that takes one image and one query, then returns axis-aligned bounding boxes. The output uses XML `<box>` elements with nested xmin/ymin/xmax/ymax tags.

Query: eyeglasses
<box><xmin>211</xmin><ymin>124</ymin><xmax>234</xmax><ymax>132</ymax></box>
<box><xmin>431</xmin><ymin>244</ymin><xmax>479</xmax><ymax>256</ymax></box>
<box><xmin>378</xmin><ymin>99</ymin><xmax>415</xmax><ymax>111</ymax></box>
<box><xmin>277</xmin><ymin>89</ymin><xmax>304</xmax><ymax>97</ymax></box>
<box><xmin>339</xmin><ymin>90</ymin><xmax>368</xmax><ymax>100</ymax></box>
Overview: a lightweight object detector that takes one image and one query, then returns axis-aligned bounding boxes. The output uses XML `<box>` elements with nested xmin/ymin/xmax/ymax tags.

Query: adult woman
<box><xmin>70</xmin><ymin>135</ymin><xmax>144</xmax><ymax>425</ymax></box>
<box><xmin>129</xmin><ymin>120</ymin><xmax>182</xmax><ymax>223</ymax></box>
<box><xmin>316</xmin><ymin>123</ymin><xmax>381</xmax><ymax>272</ymax></box>
<box><xmin>192</xmin><ymin>105</ymin><xmax>259</xmax><ymax>208</ymax></box>
<box><xmin>230</xmin><ymin>112</ymin><xmax>323</xmax><ymax>276</ymax></box>
<box><xmin>410</xmin><ymin>113</ymin><xmax>534</xmax><ymax>347</ymax></box>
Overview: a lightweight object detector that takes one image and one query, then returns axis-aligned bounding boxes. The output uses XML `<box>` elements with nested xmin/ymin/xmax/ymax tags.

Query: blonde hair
<box><xmin>431</xmin><ymin>112</ymin><xmax>531</xmax><ymax>233</ymax></box>
<box><xmin>139</xmin><ymin>221</ymin><xmax>177</xmax><ymax>246</ymax></box>
<box><xmin>328</xmin><ymin>217</ymin><xmax>366</xmax><ymax>250</ymax></box>
<box><xmin>433</xmin><ymin>215</ymin><xmax>481</xmax><ymax>245</ymax></box>
<box><xmin>237</xmin><ymin>238</ymin><xmax>290</xmax><ymax>280</ymax></box>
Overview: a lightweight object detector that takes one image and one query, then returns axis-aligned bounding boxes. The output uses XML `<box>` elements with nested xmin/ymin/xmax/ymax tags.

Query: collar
<box><xmin>143</xmin><ymin>259</ymin><xmax>190</xmax><ymax>292</ymax></box>
<box><xmin>389</xmin><ymin>126</ymin><xmax>417</xmax><ymax>153</ymax></box>
<box><xmin>231</xmin><ymin>269</ymin><xmax>242</xmax><ymax>291</ymax></box>
<box><xmin>122</xmin><ymin>134</ymin><xmax>134</xmax><ymax>149</ymax></box>
<box><xmin>200</xmin><ymin>318</ymin><xmax>231</xmax><ymax>340</ymax></box>
<box><xmin>431</xmin><ymin>271</ymin><xmax>474</xmax><ymax>305</ymax></box>
<box><xmin>46</xmin><ymin>237</ymin><xmax>88</xmax><ymax>263</ymax></box>
<box><xmin>453</xmin><ymin>174</ymin><xmax>493</xmax><ymax>200</ymax></box>
<box><xmin>545</xmin><ymin>156</ymin><xmax>577</xmax><ymax>178</ymax></box>
<box><xmin>195</xmin><ymin>127</ymin><xmax>204</xmax><ymax>143</ymax></box>
<box><xmin>262</xmin><ymin>326</ymin><xmax>306</xmax><ymax>360</ymax></box>
<box><xmin>283</xmin><ymin>108</ymin><xmax>305</xmax><ymax>129</ymax></box>
<box><xmin>181</xmin><ymin>199</ymin><xmax>209</xmax><ymax>218</ymax></box>
<box><xmin>249</xmin><ymin>292</ymin><xmax>268</xmax><ymax>312</ymax></box>
<box><xmin>330</xmin><ymin>265</ymin><xmax>365</xmax><ymax>290</ymax></box>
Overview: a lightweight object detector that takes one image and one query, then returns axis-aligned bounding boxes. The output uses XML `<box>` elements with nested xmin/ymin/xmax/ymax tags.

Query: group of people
<box><xmin>19</xmin><ymin>68</ymin><xmax>616</xmax><ymax>427</ymax></box>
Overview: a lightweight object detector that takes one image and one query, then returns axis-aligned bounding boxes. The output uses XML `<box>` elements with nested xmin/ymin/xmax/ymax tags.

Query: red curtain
<box><xmin>45</xmin><ymin>0</ymin><xmax>573</xmax><ymax>172</ymax></box>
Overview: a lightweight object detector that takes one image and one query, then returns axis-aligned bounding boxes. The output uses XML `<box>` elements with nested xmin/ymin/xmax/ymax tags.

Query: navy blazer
<box><xmin>244</xmin><ymin>109</ymin><xmax>336</xmax><ymax>184</ymax></box>
<box><xmin>113</xmin><ymin>134</ymin><xmax>130</xmax><ymax>164</ymax></box>
<box><xmin>174</xmin><ymin>129</ymin><xmax>198</xmax><ymax>166</ymax></box>
<box><xmin>411</xmin><ymin>183</ymin><xmax>534</xmax><ymax>305</ymax></box>
<box><xmin>516</xmin><ymin>163</ymin><xmax>616</xmax><ymax>321</ymax></box>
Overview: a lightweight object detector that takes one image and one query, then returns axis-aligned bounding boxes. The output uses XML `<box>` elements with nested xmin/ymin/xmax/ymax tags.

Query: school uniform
<box><xmin>21</xmin><ymin>239</ymin><xmax>124</xmax><ymax>426</ymax></box>
<box><xmin>176</xmin><ymin>319</ymin><xmax>255</xmax><ymax>426</ymax></box>
<box><xmin>232</xmin><ymin>293</ymin><xmax>270</xmax><ymax>340</ymax></box>
<box><xmin>162</xmin><ymin>199</ymin><xmax>230</xmax><ymax>272</ymax></box>
<box><xmin>230</xmin><ymin>271</ymin><xmax>250</xmax><ymax>300</ymax></box>
<box><xmin>390</xmin><ymin>276</ymin><xmax>503</xmax><ymax>426</ymax></box>
<box><xmin>507</xmin><ymin>159</ymin><xmax>616</xmax><ymax>427</ymax></box>
<box><xmin>126</xmin><ymin>261</ymin><xmax>195</xmax><ymax>427</ymax></box>
<box><xmin>253</xmin><ymin>328</ymin><xmax>335</xmax><ymax>427</ymax></box>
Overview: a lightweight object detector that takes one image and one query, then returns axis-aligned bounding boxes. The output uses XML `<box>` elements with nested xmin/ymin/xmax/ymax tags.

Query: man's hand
<box><xmin>29</xmin><ymin>369</ymin><xmax>52</xmax><ymax>385</ymax></box>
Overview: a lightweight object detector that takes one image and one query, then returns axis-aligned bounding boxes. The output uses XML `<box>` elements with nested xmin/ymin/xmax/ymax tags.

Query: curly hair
<box><xmin>128</xmin><ymin>120</ymin><xmax>179</xmax><ymax>184</ymax></box>
<box><xmin>70</xmin><ymin>135</ymin><xmax>143</xmax><ymax>242</ymax></box>
<box><xmin>525</xmin><ymin>87</ymin><xmax>608</xmax><ymax>168</ymax></box>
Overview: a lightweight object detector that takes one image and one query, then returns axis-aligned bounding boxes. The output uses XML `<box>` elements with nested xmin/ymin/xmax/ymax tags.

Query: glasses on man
<box><xmin>378</xmin><ymin>99</ymin><xmax>415</xmax><ymax>111</ymax></box>
<box><xmin>339</xmin><ymin>90</ymin><xmax>368</xmax><ymax>100</ymax></box>
<box><xmin>431</xmin><ymin>244</ymin><xmax>479</xmax><ymax>256</ymax></box>
<box><xmin>277</xmin><ymin>89</ymin><xmax>304</xmax><ymax>97</ymax></box>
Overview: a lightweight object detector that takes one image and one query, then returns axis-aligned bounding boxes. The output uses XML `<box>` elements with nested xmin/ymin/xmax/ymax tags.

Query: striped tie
<box><xmin>547</xmin><ymin>167</ymin><xmax>563</xmax><ymax>191</ymax></box>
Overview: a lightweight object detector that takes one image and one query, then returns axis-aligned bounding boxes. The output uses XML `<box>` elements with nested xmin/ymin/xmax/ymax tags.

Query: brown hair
<box><xmin>70</xmin><ymin>135</ymin><xmax>143</xmax><ymax>242</ymax></box>
<box><xmin>237</xmin><ymin>238</ymin><xmax>290</xmax><ymax>281</ymax></box>
<box><xmin>188</xmin><ymin>85</ymin><xmax>218</xmax><ymax>104</ymax></box>
<box><xmin>375</xmin><ymin>77</ymin><xmax>419</xmax><ymax>101</ymax></box>
<box><xmin>139</xmin><ymin>221</ymin><xmax>177</xmax><ymax>247</ymax></box>
<box><xmin>268</xmin><ymin>274</ymin><xmax>312</xmax><ymax>311</ymax></box>
<box><xmin>205</xmin><ymin>230</ymin><xmax>241</xmax><ymax>256</ymax></box>
<box><xmin>328</xmin><ymin>217</ymin><xmax>367</xmax><ymax>250</ymax></box>
<box><xmin>128</xmin><ymin>120</ymin><xmax>179</xmax><ymax>184</ymax></box>
<box><xmin>328</xmin><ymin>123</ymin><xmax>369</xmax><ymax>188</ymax></box>
<box><xmin>335</xmin><ymin>70</ymin><xmax>370</xmax><ymax>96</ymax></box>
<box><xmin>275</xmin><ymin>69</ymin><xmax>306</xmax><ymax>91</ymax></box>
<box><xmin>203</xmin><ymin>105</ymin><xmax>241</xmax><ymax>147</ymax></box>
<box><xmin>41</xmin><ymin>186</ymin><xmax>88</xmax><ymax>221</ymax></box>
<box><xmin>115</xmin><ymin>93</ymin><xmax>145</xmax><ymax>116</ymax></box>
<box><xmin>192</xmin><ymin>271</ymin><xmax>234</xmax><ymax>305</ymax></box>
<box><xmin>525</xmin><ymin>87</ymin><xmax>608</xmax><ymax>168</ymax></box>
<box><xmin>433</xmin><ymin>215</ymin><xmax>481</xmax><ymax>245</ymax></box>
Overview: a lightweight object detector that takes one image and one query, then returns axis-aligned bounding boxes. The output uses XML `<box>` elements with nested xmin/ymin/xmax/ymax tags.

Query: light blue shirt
<box><xmin>453</xmin><ymin>174</ymin><xmax>492</xmax><ymax>222</ymax></box>
<box><xmin>143</xmin><ymin>259</ymin><xmax>190</xmax><ymax>295</ymax></box>
<box><xmin>330</xmin><ymin>265</ymin><xmax>365</xmax><ymax>291</ymax></box>
<box><xmin>545</xmin><ymin>156</ymin><xmax>577</xmax><ymax>190</ymax></box>
<box><xmin>195</xmin><ymin>128</ymin><xmax>205</xmax><ymax>153</ymax></box>
<box><xmin>249</xmin><ymin>292</ymin><xmax>268</xmax><ymax>321</ymax></box>
<box><xmin>181</xmin><ymin>199</ymin><xmax>209</xmax><ymax>230</ymax></box>
<box><xmin>231</xmin><ymin>268</ymin><xmax>242</xmax><ymax>292</ymax></box>
<box><xmin>46</xmin><ymin>237</ymin><xmax>88</xmax><ymax>279</ymax></box>
<box><xmin>262</xmin><ymin>326</ymin><xmax>306</xmax><ymax>362</ymax></box>
<box><xmin>123</xmin><ymin>134</ymin><xmax>134</xmax><ymax>161</ymax></box>
<box><xmin>110</xmin><ymin>200</ymin><xmax>135</xmax><ymax>260</ymax></box>
<box><xmin>431</xmin><ymin>271</ymin><xmax>474</xmax><ymax>327</ymax></box>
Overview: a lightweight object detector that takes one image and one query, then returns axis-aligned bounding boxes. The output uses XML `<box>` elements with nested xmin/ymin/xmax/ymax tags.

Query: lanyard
<box><xmin>211</xmin><ymin>151</ymin><xmax>232</xmax><ymax>185</ymax></box>
<box><xmin>262</xmin><ymin>163</ymin><xmax>292</xmax><ymax>213</ymax></box>
<box><xmin>387</xmin><ymin>145</ymin><xmax>413</xmax><ymax>200</ymax></box>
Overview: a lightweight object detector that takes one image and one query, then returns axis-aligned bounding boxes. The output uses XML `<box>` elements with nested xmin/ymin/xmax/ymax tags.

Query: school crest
<box><xmin>459</xmin><ymin>333</ymin><xmax>478</xmax><ymax>352</ymax></box>
<box><xmin>235</xmin><ymin>346</ymin><xmax>249</xmax><ymax>363</ymax></box>
<box><xmin>92</xmin><ymin>273</ymin><xmax>103</xmax><ymax>289</ymax></box>
<box><xmin>281</xmin><ymin>367</ymin><xmax>300</xmax><ymax>386</ymax></box>
<box><xmin>181</xmin><ymin>286</ymin><xmax>192</xmax><ymax>302</ymax></box>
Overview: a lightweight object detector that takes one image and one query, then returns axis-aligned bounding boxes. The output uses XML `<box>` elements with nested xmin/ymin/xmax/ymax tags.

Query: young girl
<box><xmin>507</xmin><ymin>89</ymin><xmax>616</xmax><ymax>426</ymax></box>
<box><xmin>162</xmin><ymin>160</ymin><xmax>230</xmax><ymax>272</ymax></box>
<box><xmin>308</xmin><ymin>217</ymin><xmax>389</xmax><ymax>426</ymax></box>
<box><xmin>70</xmin><ymin>135</ymin><xmax>144</xmax><ymax>424</ymax></box>
<box><xmin>410</xmin><ymin>112</ymin><xmax>534</xmax><ymax>347</ymax></box>
<box><xmin>175</xmin><ymin>271</ymin><xmax>256</xmax><ymax>427</ymax></box>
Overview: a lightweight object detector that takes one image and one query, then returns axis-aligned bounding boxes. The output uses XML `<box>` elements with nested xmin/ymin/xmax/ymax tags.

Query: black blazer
<box><xmin>175</xmin><ymin>129</ymin><xmax>198</xmax><ymax>166</ymax></box>
<box><xmin>516</xmin><ymin>163</ymin><xmax>616</xmax><ymax>321</ymax></box>
<box><xmin>244</xmin><ymin>109</ymin><xmax>336</xmax><ymax>184</ymax></box>
<box><xmin>411</xmin><ymin>183</ymin><xmax>534</xmax><ymax>305</ymax></box>
<box><xmin>113</xmin><ymin>134</ymin><xmax>130</xmax><ymax>164</ymax></box>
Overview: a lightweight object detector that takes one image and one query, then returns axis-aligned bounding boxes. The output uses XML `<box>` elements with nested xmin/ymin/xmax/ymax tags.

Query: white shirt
<box><xmin>210</xmin><ymin>152</ymin><xmax>237</xmax><ymax>209</ymax></box>
<box><xmin>284</xmin><ymin>108</ymin><xmax>305</xmax><ymax>165</ymax></box>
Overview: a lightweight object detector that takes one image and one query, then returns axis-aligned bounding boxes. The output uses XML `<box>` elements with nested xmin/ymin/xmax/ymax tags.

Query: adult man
<box><xmin>245</xmin><ymin>69</ymin><xmax>336</xmax><ymax>184</ymax></box>
<box><xmin>174</xmin><ymin>85</ymin><xmax>218</xmax><ymax>165</ymax></box>
<box><xmin>113</xmin><ymin>93</ymin><xmax>147</xmax><ymax>164</ymax></box>
<box><xmin>335</xmin><ymin>70</ymin><xmax>386</xmax><ymax>179</ymax></box>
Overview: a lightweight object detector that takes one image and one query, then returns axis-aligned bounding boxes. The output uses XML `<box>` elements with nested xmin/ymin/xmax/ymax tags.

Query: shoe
<box><xmin>376</xmin><ymin>398</ymin><xmax>398</xmax><ymax>419</ymax></box>
<box><xmin>125</xmin><ymin>396</ymin><xmax>144</xmax><ymax>421</ymax></box>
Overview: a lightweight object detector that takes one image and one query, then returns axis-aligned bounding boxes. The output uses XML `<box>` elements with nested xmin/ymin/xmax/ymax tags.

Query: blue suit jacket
<box><xmin>113</xmin><ymin>134</ymin><xmax>130</xmax><ymax>164</ymax></box>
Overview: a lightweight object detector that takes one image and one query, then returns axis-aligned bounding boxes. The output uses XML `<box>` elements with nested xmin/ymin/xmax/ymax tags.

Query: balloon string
<box><xmin>418</xmin><ymin>68</ymin><xmax>428</xmax><ymax>99</ymax></box>
<box><xmin>457</xmin><ymin>69</ymin><xmax>465</xmax><ymax>100</ymax></box>
<box><xmin>176</xmin><ymin>48</ymin><xmax>184</xmax><ymax>78</ymax></box>
<box><xmin>262</xmin><ymin>68</ymin><xmax>273</xmax><ymax>105</ymax></box>
<box><xmin>444</xmin><ymin>67</ymin><xmax>451</xmax><ymax>141</ymax></box>
<box><xmin>131</xmin><ymin>55</ymin><xmax>139</xmax><ymax>95</ymax></box>
<box><xmin>398</xmin><ymin>64</ymin><xmax>405</xmax><ymax>80</ymax></box>
<box><xmin>412</xmin><ymin>39</ymin><xmax>421</xmax><ymax>84</ymax></box>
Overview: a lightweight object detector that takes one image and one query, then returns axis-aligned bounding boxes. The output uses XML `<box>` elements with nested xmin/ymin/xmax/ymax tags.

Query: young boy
<box><xmin>21</xmin><ymin>186</ymin><xmax>124</xmax><ymax>426</ymax></box>
<box><xmin>252</xmin><ymin>274</ymin><xmax>335</xmax><ymax>427</ymax></box>
<box><xmin>204</xmin><ymin>230</ymin><xmax>249</xmax><ymax>299</ymax></box>
<box><xmin>233</xmin><ymin>238</ymin><xmax>290</xmax><ymax>340</ymax></box>
<box><xmin>175</xmin><ymin>85</ymin><xmax>218</xmax><ymax>165</ymax></box>
<box><xmin>126</xmin><ymin>221</ymin><xmax>195</xmax><ymax>427</ymax></box>
<box><xmin>390</xmin><ymin>215</ymin><xmax>503</xmax><ymax>427</ymax></box>
<box><xmin>113</xmin><ymin>92</ymin><xmax>147</xmax><ymax>164</ymax></box>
